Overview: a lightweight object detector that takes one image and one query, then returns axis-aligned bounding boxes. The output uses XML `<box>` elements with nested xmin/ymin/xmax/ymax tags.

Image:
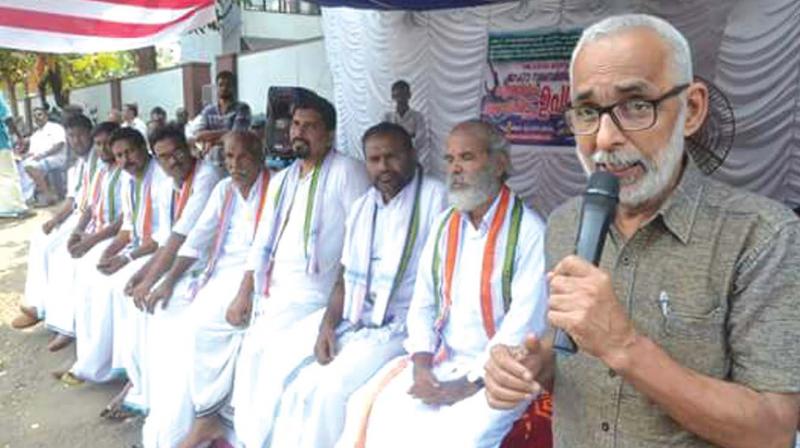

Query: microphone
<box><xmin>553</xmin><ymin>171</ymin><xmax>619</xmax><ymax>355</ymax></box>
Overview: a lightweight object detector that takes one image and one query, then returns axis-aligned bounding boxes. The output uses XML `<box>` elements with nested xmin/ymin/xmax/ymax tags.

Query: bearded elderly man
<box><xmin>338</xmin><ymin>120</ymin><xmax>548</xmax><ymax>448</ymax></box>
<box><xmin>485</xmin><ymin>14</ymin><xmax>800</xmax><ymax>448</ymax></box>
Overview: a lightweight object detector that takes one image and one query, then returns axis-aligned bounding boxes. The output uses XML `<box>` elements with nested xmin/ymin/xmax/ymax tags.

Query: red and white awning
<box><xmin>0</xmin><ymin>0</ymin><xmax>215</xmax><ymax>53</ymax></box>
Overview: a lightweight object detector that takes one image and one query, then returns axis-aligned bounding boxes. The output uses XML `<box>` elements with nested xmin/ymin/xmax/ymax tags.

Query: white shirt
<box><xmin>247</xmin><ymin>152</ymin><xmax>370</xmax><ymax>306</ymax></box>
<box><xmin>123</xmin><ymin>117</ymin><xmax>148</xmax><ymax>140</ymax></box>
<box><xmin>382</xmin><ymin>109</ymin><xmax>427</xmax><ymax>155</ymax></box>
<box><xmin>179</xmin><ymin>173</ymin><xmax>269</xmax><ymax>271</ymax></box>
<box><xmin>29</xmin><ymin>121</ymin><xmax>66</xmax><ymax>160</ymax></box>
<box><xmin>153</xmin><ymin>160</ymin><xmax>224</xmax><ymax>245</ymax></box>
<box><xmin>342</xmin><ymin>174</ymin><xmax>448</xmax><ymax>325</ymax></box>
<box><xmin>404</xmin><ymin>191</ymin><xmax>549</xmax><ymax>379</ymax></box>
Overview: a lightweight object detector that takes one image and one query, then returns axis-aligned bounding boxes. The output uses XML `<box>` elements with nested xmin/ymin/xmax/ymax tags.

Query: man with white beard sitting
<box><xmin>338</xmin><ymin>120</ymin><xmax>549</xmax><ymax>448</ymax></box>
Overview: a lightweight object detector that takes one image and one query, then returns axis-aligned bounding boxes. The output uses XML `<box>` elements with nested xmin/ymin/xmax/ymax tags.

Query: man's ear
<box><xmin>683</xmin><ymin>81</ymin><xmax>709</xmax><ymax>137</ymax></box>
<box><xmin>494</xmin><ymin>151</ymin><xmax>510</xmax><ymax>179</ymax></box>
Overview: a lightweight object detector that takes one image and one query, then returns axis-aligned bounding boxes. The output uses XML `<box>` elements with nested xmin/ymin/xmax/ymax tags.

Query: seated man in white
<box><xmin>61</xmin><ymin>127</ymin><xmax>166</xmax><ymax>384</ymax></box>
<box><xmin>257</xmin><ymin>122</ymin><xmax>448</xmax><ymax>448</ymax></box>
<box><xmin>338</xmin><ymin>120</ymin><xmax>549</xmax><ymax>448</ymax></box>
<box><xmin>13</xmin><ymin>115</ymin><xmax>106</xmax><ymax>330</ymax></box>
<box><xmin>20</xmin><ymin>106</ymin><xmax>67</xmax><ymax>205</ymax></box>
<box><xmin>184</xmin><ymin>90</ymin><xmax>369</xmax><ymax>448</ymax></box>
<box><xmin>137</xmin><ymin>130</ymin><xmax>271</xmax><ymax>448</ymax></box>
<box><xmin>39</xmin><ymin>121</ymin><xmax>125</xmax><ymax>352</ymax></box>
<box><xmin>102</xmin><ymin>125</ymin><xmax>224</xmax><ymax>419</ymax></box>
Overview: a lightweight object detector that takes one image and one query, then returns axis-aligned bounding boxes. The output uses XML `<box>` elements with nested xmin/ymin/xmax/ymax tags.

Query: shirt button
<box><xmin>601</xmin><ymin>422</ymin><xmax>610</xmax><ymax>432</ymax></box>
<box><xmin>621</xmin><ymin>255</ymin><xmax>631</xmax><ymax>266</ymax></box>
<box><xmin>608</xmin><ymin>369</ymin><xmax>617</xmax><ymax>378</ymax></box>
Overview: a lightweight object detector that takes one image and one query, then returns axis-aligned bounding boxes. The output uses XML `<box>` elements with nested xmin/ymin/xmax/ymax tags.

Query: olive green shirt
<box><xmin>547</xmin><ymin>164</ymin><xmax>800</xmax><ymax>447</ymax></box>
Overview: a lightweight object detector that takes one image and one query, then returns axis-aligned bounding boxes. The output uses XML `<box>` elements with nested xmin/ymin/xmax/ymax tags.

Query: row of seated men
<box><xmin>14</xmin><ymin>89</ymin><xmax>549</xmax><ymax>448</ymax></box>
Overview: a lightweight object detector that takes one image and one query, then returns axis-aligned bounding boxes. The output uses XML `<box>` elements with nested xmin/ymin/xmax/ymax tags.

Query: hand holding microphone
<box><xmin>550</xmin><ymin>172</ymin><xmax>636</xmax><ymax>359</ymax></box>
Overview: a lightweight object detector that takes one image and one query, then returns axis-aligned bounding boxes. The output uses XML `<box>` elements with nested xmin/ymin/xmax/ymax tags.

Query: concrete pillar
<box><xmin>110</xmin><ymin>79</ymin><xmax>122</xmax><ymax>111</ymax></box>
<box><xmin>182</xmin><ymin>63</ymin><xmax>212</xmax><ymax>118</ymax></box>
<box><xmin>216</xmin><ymin>53</ymin><xmax>238</xmax><ymax>77</ymax></box>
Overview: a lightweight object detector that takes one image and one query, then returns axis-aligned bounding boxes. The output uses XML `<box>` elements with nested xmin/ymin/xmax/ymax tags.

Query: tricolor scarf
<box><xmin>430</xmin><ymin>186</ymin><xmax>523</xmax><ymax>363</ymax></box>
<box><xmin>258</xmin><ymin>150</ymin><xmax>334</xmax><ymax>295</ymax></box>
<box><xmin>76</xmin><ymin>150</ymin><xmax>100</xmax><ymax>211</ymax></box>
<box><xmin>87</xmin><ymin>164</ymin><xmax>122</xmax><ymax>232</ymax></box>
<box><xmin>169</xmin><ymin>160</ymin><xmax>197</xmax><ymax>225</ymax></box>
<box><xmin>342</xmin><ymin>168</ymin><xmax>423</xmax><ymax>327</ymax></box>
<box><xmin>129</xmin><ymin>159</ymin><xmax>156</xmax><ymax>247</ymax></box>
<box><xmin>188</xmin><ymin>170</ymin><xmax>270</xmax><ymax>300</ymax></box>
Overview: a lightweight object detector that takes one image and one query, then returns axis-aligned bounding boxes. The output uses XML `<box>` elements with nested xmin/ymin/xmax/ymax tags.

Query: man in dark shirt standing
<box><xmin>189</xmin><ymin>70</ymin><xmax>251</xmax><ymax>166</ymax></box>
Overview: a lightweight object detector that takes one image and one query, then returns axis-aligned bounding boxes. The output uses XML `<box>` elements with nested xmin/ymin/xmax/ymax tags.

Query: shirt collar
<box><xmin>655</xmin><ymin>161</ymin><xmax>704</xmax><ymax>245</ymax></box>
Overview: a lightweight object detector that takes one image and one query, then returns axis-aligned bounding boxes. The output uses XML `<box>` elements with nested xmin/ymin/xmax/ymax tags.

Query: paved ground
<box><xmin>0</xmin><ymin>207</ymin><xmax>140</xmax><ymax>448</ymax></box>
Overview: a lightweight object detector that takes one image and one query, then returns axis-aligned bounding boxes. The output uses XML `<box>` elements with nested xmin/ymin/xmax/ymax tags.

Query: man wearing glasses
<box><xmin>485</xmin><ymin>14</ymin><xmax>800</xmax><ymax>447</ymax></box>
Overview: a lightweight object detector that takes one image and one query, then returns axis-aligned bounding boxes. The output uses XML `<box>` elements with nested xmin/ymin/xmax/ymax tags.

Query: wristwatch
<box><xmin>467</xmin><ymin>370</ymin><xmax>485</xmax><ymax>389</ymax></box>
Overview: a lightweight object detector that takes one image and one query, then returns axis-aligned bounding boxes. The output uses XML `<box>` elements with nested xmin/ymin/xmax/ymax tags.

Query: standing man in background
<box><xmin>122</xmin><ymin>103</ymin><xmax>149</xmax><ymax>139</ymax></box>
<box><xmin>382</xmin><ymin>80</ymin><xmax>429</xmax><ymax>170</ymax></box>
<box><xmin>188</xmin><ymin>70</ymin><xmax>251</xmax><ymax>165</ymax></box>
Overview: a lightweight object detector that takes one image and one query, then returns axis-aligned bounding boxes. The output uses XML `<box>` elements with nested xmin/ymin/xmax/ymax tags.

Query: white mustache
<box><xmin>592</xmin><ymin>149</ymin><xmax>644</xmax><ymax>167</ymax></box>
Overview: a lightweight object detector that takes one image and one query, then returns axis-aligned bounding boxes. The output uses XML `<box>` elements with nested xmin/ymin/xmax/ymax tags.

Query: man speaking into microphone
<box><xmin>484</xmin><ymin>14</ymin><xmax>800</xmax><ymax>448</ymax></box>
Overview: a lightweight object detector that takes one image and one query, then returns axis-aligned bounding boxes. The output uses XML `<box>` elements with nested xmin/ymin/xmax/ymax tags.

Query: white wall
<box><xmin>180</xmin><ymin>31</ymin><xmax>223</xmax><ymax>72</ymax></box>
<box><xmin>237</xmin><ymin>38</ymin><xmax>333</xmax><ymax>115</ymax></box>
<box><xmin>121</xmin><ymin>68</ymin><xmax>184</xmax><ymax>121</ymax></box>
<box><xmin>242</xmin><ymin>11</ymin><xmax>322</xmax><ymax>40</ymax></box>
<box><xmin>69</xmin><ymin>83</ymin><xmax>112</xmax><ymax>123</ymax></box>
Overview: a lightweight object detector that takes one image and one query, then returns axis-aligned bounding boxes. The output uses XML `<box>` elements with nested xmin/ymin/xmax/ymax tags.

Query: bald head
<box><xmin>223</xmin><ymin>130</ymin><xmax>263</xmax><ymax>164</ymax></box>
<box><xmin>223</xmin><ymin>130</ymin><xmax>264</xmax><ymax>192</ymax></box>
<box><xmin>450</xmin><ymin>120</ymin><xmax>509</xmax><ymax>173</ymax></box>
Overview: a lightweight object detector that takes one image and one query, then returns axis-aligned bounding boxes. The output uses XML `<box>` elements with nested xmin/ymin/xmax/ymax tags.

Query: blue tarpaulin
<box><xmin>315</xmin><ymin>0</ymin><xmax>515</xmax><ymax>11</ymax></box>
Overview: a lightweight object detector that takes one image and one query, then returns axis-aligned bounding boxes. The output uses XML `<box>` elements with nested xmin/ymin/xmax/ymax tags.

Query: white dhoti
<box><xmin>23</xmin><ymin>214</ymin><xmax>78</xmax><ymax>316</ymax></box>
<box><xmin>140</xmin><ymin>274</ymin><xmax>198</xmax><ymax>448</ymax></box>
<box><xmin>189</xmin><ymin>266</ymin><xmax>249</xmax><ymax>417</ymax></box>
<box><xmin>231</xmin><ymin>301</ymin><xmax>324</xmax><ymax>447</ymax></box>
<box><xmin>43</xmin><ymin>238</ymin><xmax>112</xmax><ymax>336</ymax></box>
<box><xmin>339</xmin><ymin>357</ymin><xmax>530</xmax><ymax>448</ymax></box>
<box><xmin>70</xmin><ymin>255</ymin><xmax>149</xmax><ymax>382</ymax></box>
<box><xmin>270</xmin><ymin>321</ymin><xmax>406</xmax><ymax>448</ymax></box>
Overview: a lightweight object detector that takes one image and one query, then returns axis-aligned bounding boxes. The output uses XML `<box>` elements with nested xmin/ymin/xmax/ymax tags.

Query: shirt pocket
<box><xmin>657</xmin><ymin>292</ymin><xmax>728</xmax><ymax>378</ymax></box>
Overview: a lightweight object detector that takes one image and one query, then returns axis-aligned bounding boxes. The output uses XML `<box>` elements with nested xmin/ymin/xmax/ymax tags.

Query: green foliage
<box><xmin>0</xmin><ymin>49</ymin><xmax>35</xmax><ymax>86</ymax></box>
<box><xmin>62</xmin><ymin>52</ymin><xmax>137</xmax><ymax>88</ymax></box>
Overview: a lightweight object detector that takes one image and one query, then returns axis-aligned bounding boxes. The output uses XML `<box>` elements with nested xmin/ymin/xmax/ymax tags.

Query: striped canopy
<box><xmin>0</xmin><ymin>0</ymin><xmax>215</xmax><ymax>53</ymax></box>
<box><xmin>316</xmin><ymin>0</ymin><xmax>515</xmax><ymax>10</ymax></box>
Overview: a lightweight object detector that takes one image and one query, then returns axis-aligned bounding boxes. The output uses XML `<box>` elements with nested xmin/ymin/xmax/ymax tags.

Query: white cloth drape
<box><xmin>321</xmin><ymin>0</ymin><xmax>800</xmax><ymax>214</ymax></box>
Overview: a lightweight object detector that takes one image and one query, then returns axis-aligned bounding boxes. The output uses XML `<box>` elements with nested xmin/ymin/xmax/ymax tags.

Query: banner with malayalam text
<box><xmin>480</xmin><ymin>30</ymin><xmax>581</xmax><ymax>147</ymax></box>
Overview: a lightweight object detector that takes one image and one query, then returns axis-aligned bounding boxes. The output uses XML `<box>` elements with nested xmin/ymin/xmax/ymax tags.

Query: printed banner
<box><xmin>480</xmin><ymin>30</ymin><xmax>581</xmax><ymax>146</ymax></box>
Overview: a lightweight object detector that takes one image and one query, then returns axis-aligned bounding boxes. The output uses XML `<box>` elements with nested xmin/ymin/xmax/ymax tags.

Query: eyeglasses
<box><xmin>156</xmin><ymin>149</ymin><xmax>190</xmax><ymax>163</ymax></box>
<box><xmin>564</xmin><ymin>84</ymin><xmax>689</xmax><ymax>135</ymax></box>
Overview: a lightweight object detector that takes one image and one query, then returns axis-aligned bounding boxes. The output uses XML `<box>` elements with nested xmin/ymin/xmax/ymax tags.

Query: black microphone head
<box><xmin>586</xmin><ymin>171</ymin><xmax>620</xmax><ymax>201</ymax></box>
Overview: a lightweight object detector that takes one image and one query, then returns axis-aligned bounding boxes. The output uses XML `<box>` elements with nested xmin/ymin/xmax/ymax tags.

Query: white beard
<box><xmin>447</xmin><ymin>163</ymin><xmax>502</xmax><ymax>212</ymax></box>
<box><xmin>577</xmin><ymin>107</ymin><xmax>687</xmax><ymax>208</ymax></box>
